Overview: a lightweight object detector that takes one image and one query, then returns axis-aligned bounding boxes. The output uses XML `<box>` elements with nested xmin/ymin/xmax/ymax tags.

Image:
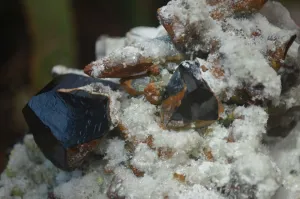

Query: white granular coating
<box><xmin>90</xmin><ymin>37</ymin><xmax>181</xmax><ymax>78</ymax></box>
<box><xmin>157</xmin><ymin>0</ymin><xmax>298</xmax><ymax>102</ymax></box>
<box><xmin>198</xmin><ymin>13</ymin><xmax>297</xmax><ymax>101</ymax></box>
<box><xmin>0</xmin><ymin>98</ymin><xmax>281</xmax><ymax>199</ymax></box>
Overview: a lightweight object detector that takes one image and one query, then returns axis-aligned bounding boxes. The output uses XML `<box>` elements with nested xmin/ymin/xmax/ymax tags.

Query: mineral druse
<box><xmin>1</xmin><ymin>0</ymin><xmax>300</xmax><ymax>199</ymax></box>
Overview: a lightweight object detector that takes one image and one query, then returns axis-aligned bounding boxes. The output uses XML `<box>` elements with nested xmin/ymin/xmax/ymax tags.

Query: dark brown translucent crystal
<box><xmin>161</xmin><ymin>61</ymin><xmax>221</xmax><ymax>129</ymax></box>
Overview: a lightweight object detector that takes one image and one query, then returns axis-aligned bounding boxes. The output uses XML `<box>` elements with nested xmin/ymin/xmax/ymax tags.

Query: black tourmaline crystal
<box><xmin>23</xmin><ymin>74</ymin><xmax>118</xmax><ymax>170</ymax></box>
<box><xmin>161</xmin><ymin>61</ymin><xmax>220</xmax><ymax>129</ymax></box>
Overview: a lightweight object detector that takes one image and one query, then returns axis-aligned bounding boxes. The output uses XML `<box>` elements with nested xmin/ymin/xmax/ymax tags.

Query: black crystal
<box><xmin>23</xmin><ymin>74</ymin><xmax>118</xmax><ymax>170</ymax></box>
<box><xmin>162</xmin><ymin>61</ymin><xmax>219</xmax><ymax>128</ymax></box>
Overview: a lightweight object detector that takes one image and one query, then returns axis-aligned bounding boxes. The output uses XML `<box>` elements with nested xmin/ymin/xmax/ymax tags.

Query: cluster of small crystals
<box><xmin>90</xmin><ymin>1</ymin><xmax>299</xmax><ymax>198</ymax></box>
<box><xmin>0</xmin><ymin>135</ymin><xmax>112</xmax><ymax>199</ymax></box>
<box><xmin>105</xmin><ymin>99</ymin><xmax>281</xmax><ymax>199</ymax></box>
<box><xmin>0</xmin><ymin>103</ymin><xmax>281</xmax><ymax>199</ymax></box>
<box><xmin>1</xmin><ymin>1</ymin><xmax>300</xmax><ymax>199</ymax></box>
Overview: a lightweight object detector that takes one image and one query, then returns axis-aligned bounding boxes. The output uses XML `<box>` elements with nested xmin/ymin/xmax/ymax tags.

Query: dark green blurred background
<box><xmin>0</xmin><ymin>0</ymin><xmax>299</xmax><ymax>171</ymax></box>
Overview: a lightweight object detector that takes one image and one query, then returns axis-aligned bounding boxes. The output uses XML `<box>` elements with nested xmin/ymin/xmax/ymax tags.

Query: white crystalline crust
<box><xmin>158</xmin><ymin>0</ymin><xmax>215</xmax><ymax>53</ymax></box>
<box><xmin>200</xmin><ymin>12</ymin><xmax>295</xmax><ymax>101</ymax></box>
<box><xmin>0</xmin><ymin>100</ymin><xmax>281</xmax><ymax>199</ymax></box>
<box><xmin>91</xmin><ymin>25</ymin><xmax>173</xmax><ymax>78</ymax></box>
<box><xmin>2</xmin><ymin>1</ymin><xmax>300</xmax><ymax>199</ymax></box>
<box><xmin>95</xmin><ymin>26</ymin><xmax>168</xmax><ymax>60</ymax></box>
<box><xmin>158</xmin><ymin>0</ymin><xmax>298</xmax><ymax>102</ymax></box>
<box><xmin>90</xmin><ymin>37</ymin><xmax>181</xmax><ymax>78</ymax></box>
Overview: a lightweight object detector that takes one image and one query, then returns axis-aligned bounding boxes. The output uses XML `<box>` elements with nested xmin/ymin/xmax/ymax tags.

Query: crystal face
<box><xmin>22</xmin><ymin>74</ymin><xmax>116</xmax><ymax>170</ymax></box>
<box><xmin>170</xmin><ymin>84</ymin><xmax>219</xmax><ymax>122</ymax></box>
<box><xmin>161</xmin><ymin>61</ymin><xmax>219</xmax><ymax>128</ymax></box>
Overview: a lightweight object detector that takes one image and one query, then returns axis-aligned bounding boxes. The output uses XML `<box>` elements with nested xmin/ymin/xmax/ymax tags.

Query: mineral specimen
<box><xmin>22</xmin><ymin>74</ymin><xmax>118</xmax><ymax>170</ymax></box>
<box><xmin>84</xmin><ymin>36</ymin><xmax>183</xmax><ymax>78</ymax></box>
<box><xmin>1</xmin><ymin>0</ymin><xmax>300</xmax><ymax>199</ymax></box>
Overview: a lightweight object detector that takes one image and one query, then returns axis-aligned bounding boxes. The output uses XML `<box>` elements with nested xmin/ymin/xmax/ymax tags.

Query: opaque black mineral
<box><xmin>163</xmin><ymin>69</ymin><xmax>185</xmax><ymax>99</ymax></box>
<box><xmin>23</xmin><ymin>74</ymin><xmax>116</xmax><ymax>170</ymax></box>
<box><xmin>164</xmin><ymin>61</ymin><xmax>219</xmax><ymax>126</ymax></box>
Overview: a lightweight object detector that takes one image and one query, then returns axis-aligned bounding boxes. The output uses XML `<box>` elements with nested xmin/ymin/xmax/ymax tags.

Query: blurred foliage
<box><xmin>128</xmin><ymin>0</ymin><xmax>153</xmax><ymax>26</ymax></box>
<box><xmin>23</xmin><ymin>0</ymin><xmax>76</xmax><ymax>90</ymax></box>
<box><xmin>23</xmin><ymin>0</ymin><xmax>169</xmax><ymax>90</ymax></box>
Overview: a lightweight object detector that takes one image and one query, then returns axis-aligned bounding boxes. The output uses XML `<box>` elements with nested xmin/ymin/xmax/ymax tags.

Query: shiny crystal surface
<box><xmin>22</xmin><ymin>74</ymin><xmax>115</xmax><ymax>170</ymax></box>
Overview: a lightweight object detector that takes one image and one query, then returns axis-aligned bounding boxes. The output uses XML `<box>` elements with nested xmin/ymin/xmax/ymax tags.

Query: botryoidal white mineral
<box><xmin>1</xmin><ymin>0</ymin><xmax>300</xmax><ymax>199</ymax></box>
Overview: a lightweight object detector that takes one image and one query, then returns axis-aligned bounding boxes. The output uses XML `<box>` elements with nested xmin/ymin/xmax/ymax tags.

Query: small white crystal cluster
<box><xmin>108</xmin><ymin>100</ymin><xmax>280</xmax><ymax>199</ymax></box>
<box><xmin>1</xmin><ymin>0</ymin><xmax>300</xmax><ymax>199</ymax></box>
<box><xmin>0</xmin><ymin>101</ymin><xmax>281</xmax><ymax>199</ymax></box>
<box><xmin>91</xmin><ymin>27</ymin><xmax>180</xmax><ymax>78</ymax></box>
<box><xmin>95</xmin><ymin>26</ymin><xmax>168</xmax><ymax>60</ymax></box>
